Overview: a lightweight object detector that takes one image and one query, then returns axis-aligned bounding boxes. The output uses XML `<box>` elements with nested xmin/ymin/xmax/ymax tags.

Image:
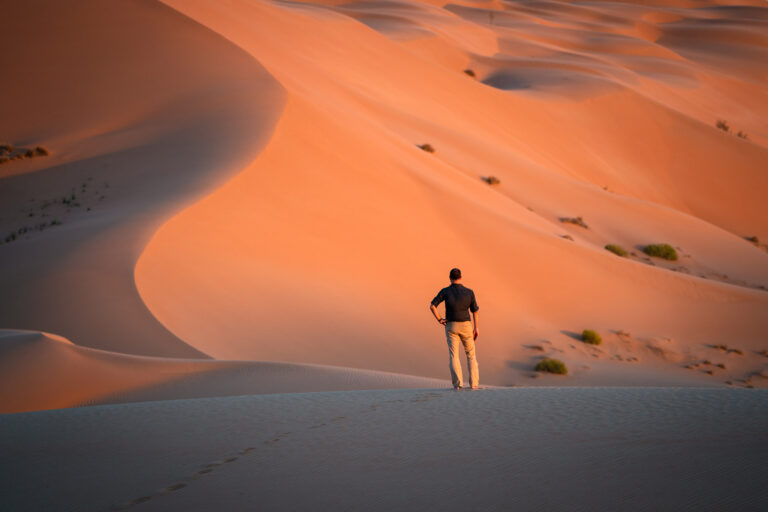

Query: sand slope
<box><xmin>0</xmin><ymin>329</ymin><xmax>445</xmax><ymax>414</ymax></box>
<box><xmin>2</xmin><ymin>388</ymin><xmax>766</xmax><ymax>511</ymax></box>
<box><xmin>135</xmin><ymin>0</ymin><xmax>768</xmax><ymax>385</ymax></box>
<box><xmin>0</xmin><ymin>0</ymin><xmax>285</xmax><ymax>357</ymax></box>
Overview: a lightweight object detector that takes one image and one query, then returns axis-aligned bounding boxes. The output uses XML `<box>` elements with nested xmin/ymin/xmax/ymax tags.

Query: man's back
<box><xmin>431</xmin><ymin>283</ymin><xmax>479</xmax><ymax>322</ymax></box>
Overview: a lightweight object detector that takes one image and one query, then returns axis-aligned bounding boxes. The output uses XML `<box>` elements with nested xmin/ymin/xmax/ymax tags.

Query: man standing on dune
<box><xmin>429</xmin><ymin>268</ymin><xmax>480</xmax><ymax>390</ymax></box>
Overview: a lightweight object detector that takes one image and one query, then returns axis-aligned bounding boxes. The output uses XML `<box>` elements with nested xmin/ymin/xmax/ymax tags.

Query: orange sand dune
<box><xmin>1</xmin><ymin>0</ymin><xmax>767</xmax><ymax>409</ymax></box>
<box><xmin>0</xmin><ymin>0</ymin><xmax>284</xmax><ymax>357</ymax></box>
<box><xmin>0</xmin><ymin>330</ymin><xmax>445</xmax><ymax>414</ymax></box>
<box><xmin>133</xmin><ymin>0</ymin><xmax>768</xmax><ymax>385</ymax></box>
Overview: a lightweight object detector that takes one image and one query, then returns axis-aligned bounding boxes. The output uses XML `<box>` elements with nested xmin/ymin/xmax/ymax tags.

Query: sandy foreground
<box><xmin>2</xmin><ymin>388</ymin><xmax>767</xmax><ymax>511</ymax></box>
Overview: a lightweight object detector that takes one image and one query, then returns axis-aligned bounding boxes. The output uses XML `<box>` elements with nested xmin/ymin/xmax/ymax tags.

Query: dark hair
<box><xmin>449</xmin><ymin>268</ymin><xmax>462</xmax><ymax>280</ymax></box>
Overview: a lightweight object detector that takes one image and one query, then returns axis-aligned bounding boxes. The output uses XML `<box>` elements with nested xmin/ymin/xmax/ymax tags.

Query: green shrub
<box><xmin>417</xmin><ymin>143</ymin><xmax>435</xmax><ymax>153</ymax></box>
<box><xmin>643</xmin><ymin>243</ymin><xmax>678</xmax><ymax>260</ymax></box>
<box><xmin>535</xmin><ymin>358</ymin><xmax>567</xmax><ymax>375</ymax></box>
<box><xmin>604</xmin><ymin>244</ymin><xmax>627</xmax><ymax>257</ymax></box>
<box><xmin>581</xmin><ymin>329</ymin><xmax>602</xmax><ymax>345</ymax></box>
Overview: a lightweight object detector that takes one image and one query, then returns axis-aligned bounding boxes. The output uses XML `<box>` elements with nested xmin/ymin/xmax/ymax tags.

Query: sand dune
<box><xmin>133</xmin><ymin>0</ymin><xmax>768</xmax><ymax>385</ymax></box>
<box><xmin>0</xmin><ymin>329</ymin><xmax>445</xmax><ymax>414</ymax></box>
<box><xmin>0</xmin><ymin>0</ymin><xmax>285</xmax><ymax>357</ymax></box>
<box><xmin>2</xmin><ymin>388</ymin><xmax>766</xmax><ymax>511</ymax></box>
<box><xmin>1</xmin><ymin>0</ymin><xmax>767</xmax><ymax>412</ymax></box>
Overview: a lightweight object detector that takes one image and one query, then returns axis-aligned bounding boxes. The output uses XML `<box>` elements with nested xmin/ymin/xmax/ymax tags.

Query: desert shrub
<box><xmin>736</xmin><ymin>131</ymin><xmax>748</xmax><ymax>140</ymax></box>
<box><xmin>34</xmin><ymin>146</ymin><xmax>49</xmax><ymax>156</ymax></box>
<box><xmin>463</xmin><ymin>69</ymin><xmax>476</xmax><ymax>77</ymax></box>
<box><xmin>561</xmin><ymin>234</ymin><xmax>574</xmax><ymax>241</ymax></box>
<box><xmin>745</xmin><ymin>236</ymin><xmax>759</xmax><ymax>244</ymax></box>
<box><xmin>716</xmin><ymin>363</ymin><xmax>726</xmax><ymax>369</ymax></box>
<box><xmin>417</xmin><ymin>143</ymin><xmax>435</xmax><ymax>153</ymax></box>
<box><xmin>535</xmin><ymin>358</ymin><xmax>567</xmax><ymax>375</ymax></box>
<box><xmin>581</xmin><ymin>329</ymin><xmax>602</xmax><ymax>345</ymax></box>
<box><xmin>482</xmin><ymin>176</ymin><xmax>500</xmax><ymax>186</ymax></box>
<box><xmin>24</xmin><ymin>149</ymin><xmax>34</xmax><ymax>158</ymax></box>
<box><xmin>0</xmin><ymin>157</ymin><xmax>7</xmax><ymax>165</ymax></box>
<box><xmin>604</xmin><ymin>244</ymin><xmax>627</xmax><ymax>257</ymax></box>
<box><xmin>643</xmin><ymin>243</ymin><xmax>678</xmax><ymax>261</ymax></box>
<box><xmin>716</xmin><ymin>120</ymin><xmax>730</xmax><ymax>132</ymax></box>
<box><xmin>559</xmin><ymin>216</ymin><xmax>588</xmax><ymax>229</ymax></box>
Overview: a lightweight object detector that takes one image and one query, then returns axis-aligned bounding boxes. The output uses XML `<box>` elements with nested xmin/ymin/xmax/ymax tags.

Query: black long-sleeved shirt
<box><xmin>431</xmin><ymin>283</ymin><xmax>479</xmax><ymax>322</ymax></box>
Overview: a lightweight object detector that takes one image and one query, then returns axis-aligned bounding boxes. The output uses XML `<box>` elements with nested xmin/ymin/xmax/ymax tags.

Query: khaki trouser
<box><xmin>445</xmin><ymin>321</ymin><xmax>479</xmax><ymax>388</ymax></box>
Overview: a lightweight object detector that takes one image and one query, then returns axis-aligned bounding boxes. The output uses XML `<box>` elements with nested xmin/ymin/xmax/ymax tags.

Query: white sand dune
<box><xmin>2</xmin><ymin>388</ymin><xmax>766</xmax><ymax>511</ymax></box>
<box><xmin>0</xmin><ymin>330</ymin><xmax>445</xmax><ymax>414</ymax></box>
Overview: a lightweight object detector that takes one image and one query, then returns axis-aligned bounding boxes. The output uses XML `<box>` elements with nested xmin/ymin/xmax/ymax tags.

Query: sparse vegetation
<box><xmin>745</xmin><ymin>236</ymin><xmax>759</xmax><ymax>245</ymax></box>
<box><xmin>559</xmin><ymin>216</ymin><xmax>588</xmax><ymax>229</ymax></box>
<box><xmin>535</xmin><ymin>358</ymin><xmax>568</xmax><ymax>375</ymax></box>
<box><xmin>605</xmin><ymin>244</ymin><xmax>628</xmax><ymax>257</ymax></box>
<box><xmin>716</xmin><ymin>120</ymin><xmax>749</xmax><ymax>140</ymax></box>
<box><xmin>0</xmin><ymin>143</ymin><xmax>49</xmax><ymax>165</ymax></box>
<box><xmin>417</xmin><ymin>143</ymin><xmax>435</xmax><ymax>153</ymax></box>
<box><xmin>463</xmin><ymin>69</ymin><xmax>476</xmax><ymax>78</ymax></box>
<box><xmin>561</xmin><ymin>234</ymin><xmax>574</xmax><ymax>241</ymax></box>
<box><xmin>643</xmin><ymin>243</ymin><xmax>678</xmax><ymax>261</ymax></box>
<box><xmin>481</xmin><ymin>176</ymin><xmax>500</xmax><ymax>186</ymax></box>
<box><xmin>581</xmin><ymin>329</ymin><xmax>602</xmax><ymax>345</ymax></box>
<box><xmin>716</xmin><ymin>363</ymin><xmax>726</xmax><ymax>369</ymax></box>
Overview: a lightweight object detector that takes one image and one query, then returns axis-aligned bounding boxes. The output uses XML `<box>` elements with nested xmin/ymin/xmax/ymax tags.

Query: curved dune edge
<box><xmin>135</xmin><ymin>0</ymin><xmax>768</xmax><ymax>386</ymax></box>
<box><xmin>0</xmin><ymin>0</ymin><xmax>285</xmax><ymax>358</ymax></box>
<box><xmin>0</xmin><ymin>330</ymin><xmax>448</xmax><ymax>414</ymax></box>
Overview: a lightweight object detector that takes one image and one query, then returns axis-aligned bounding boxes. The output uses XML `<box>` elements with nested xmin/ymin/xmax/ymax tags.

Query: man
<box><xmin>429</xmin><ymin>268</ymin><xmax>480</xmax><ymax>390</ymax></box>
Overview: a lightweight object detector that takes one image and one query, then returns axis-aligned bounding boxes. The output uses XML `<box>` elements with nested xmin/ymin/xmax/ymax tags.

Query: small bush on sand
<box><xmin>581</xmin><ymin>329</ymin><xmax>602</xmax><ymax>345</ymax></box>
<box><xmin>745</xmin><ymin>236</ymin><xmax>759</xmax><ymax>244</ymax></box>
<box><xmin>535</xmin><ymin>358</ymin><xmax>567</xmax><ymax>375</ymax></box>
<box><xmin>736</xmin><ymin>131</ymin><xmax>748</xmax><ymax>140</ymax></box>
<box><xmin>559</xmin><ymin>216</ymin><xmax>588</xmax><ymax>229</ymax></box>
<box><xmin>417</xmin><ymin>143</ymin><xmax>435</xmax><ymax>153</ymax></box>
<box><xmin>605</xmin><ymin>244</ymin><xmax>628</xmax><ymax>257</ymax></box>
<box><xmin>643</xmin><ymin>243</ymin><xmax>678</xmax><ymax>261</ymax></box>
<box><xmin>463</xmin><ymin>69</ymin><xmax>476</xmax><ymax>78</ymax></box>
<box><xmin>34</xmin><ymin>146</ymin><xmax>49</xmax><ymax>156</ymax></box>
<box><xmin>716</xmin><ymin>120</ymin><xmax>730</xmax><ymax>133</ymax></box>
<box><xmin>24</xmin><ymin>149</ymin><xmax>34</xmax><ymax>158</ymax></box>
<box><xmin>482</xmin><ymin>176</ymin><xmax>500</xmax><ymax>186</ymax></box>
<box><xmin>0</xmin><ymin>144</ymin><xmax>12</xmax><ymax>153</ymax></box>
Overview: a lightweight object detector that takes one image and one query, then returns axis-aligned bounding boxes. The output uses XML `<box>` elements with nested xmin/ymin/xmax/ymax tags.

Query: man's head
<box><xmin>449</xmin><ymin>268</ymin><xmax>462</xmax><ymax>283</ymax></box>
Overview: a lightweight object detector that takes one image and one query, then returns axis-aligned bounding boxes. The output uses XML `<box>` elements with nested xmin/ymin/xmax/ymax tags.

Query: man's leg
<box><xmin>459</xmin><ymin>322</ymin><xmax>479</xmax><ymax>388</ymax></box>
<box><xmin>445</xmin><ymin>323</ymin><xmax>463</xmax><ymax>388</ymax></box>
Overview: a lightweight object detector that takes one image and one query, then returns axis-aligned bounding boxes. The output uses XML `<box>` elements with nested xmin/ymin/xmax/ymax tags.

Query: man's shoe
<box><xmin>453</xmin><ymin>386</ymin><xmax>462</xmax><ymax>391</ymax></box>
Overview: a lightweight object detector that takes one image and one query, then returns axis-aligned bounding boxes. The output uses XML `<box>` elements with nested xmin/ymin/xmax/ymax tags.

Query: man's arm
<box><xmin>472</xmin><ymin>310</ymin><xmax>479</xmax><ymax>339</ymax></box>
<box><xmin>470</xmin><ymin>291</ymin><xmax>479</xmax><ymax>339</ymax></box>
<box><xmin>430</xmin><ymin>304</ymin><xmax>446</xmax><ymax>325</ymax></box>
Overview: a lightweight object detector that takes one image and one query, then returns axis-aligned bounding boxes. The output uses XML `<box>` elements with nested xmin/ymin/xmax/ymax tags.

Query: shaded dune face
<box><xmin>134</xmin><ymin>0</ymin><xmax>768</xmax><ymax>385</ymax></box>
<box><xmin>0</xmin><ymin>0</ymin><xmax>285</xmax><ymax>356</ymax></box>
